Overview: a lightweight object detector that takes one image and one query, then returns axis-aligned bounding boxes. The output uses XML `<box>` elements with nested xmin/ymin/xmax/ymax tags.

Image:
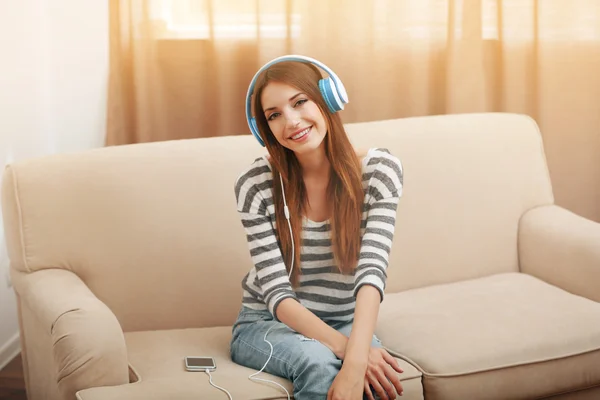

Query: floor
<box><xmin>0</xmin><ymin>354</ymin><xmax>26</xmax><ymax>400</ymax></box>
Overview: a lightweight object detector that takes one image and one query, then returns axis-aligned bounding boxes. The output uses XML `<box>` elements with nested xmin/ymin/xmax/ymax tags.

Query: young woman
<box><xmin>231</xmin><ymin>56</ymin><xmax>404</xmax><ymax>400</ymax></box>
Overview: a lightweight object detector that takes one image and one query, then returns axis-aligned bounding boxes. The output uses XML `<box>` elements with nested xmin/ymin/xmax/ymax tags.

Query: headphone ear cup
<box><xmin>319</xmin><ymin>77</ymin><xmax>344</xmax><ymax>113</ymax></box>
<box><xmin>250</xmin><ymin>117</ymin><xmax>265</xmax><ymax>147</ymax></box>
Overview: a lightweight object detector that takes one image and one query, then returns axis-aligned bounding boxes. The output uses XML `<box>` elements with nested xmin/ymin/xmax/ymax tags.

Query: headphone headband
<box><xmin>245</xmin><ymin>54</ymin><xmax>349</xmax><ymax>147</ymax></box>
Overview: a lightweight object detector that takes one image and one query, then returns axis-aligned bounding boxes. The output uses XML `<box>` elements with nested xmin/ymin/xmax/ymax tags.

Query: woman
<box><xmin>231</xmin><ymin>56</ymin><xmax>404</xmax><ymax>400</ymax></box>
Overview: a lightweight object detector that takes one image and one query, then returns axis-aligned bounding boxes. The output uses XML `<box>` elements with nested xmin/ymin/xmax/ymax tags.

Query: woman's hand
<box><xmin>363</xmin><ymin>347</ymin><xmax>404</xmax><ymax>399</ymax></box>
<box><xmin>327</xmin><ymin>363</ymin><xmax>365</xmax><ymax>400</ymax></box>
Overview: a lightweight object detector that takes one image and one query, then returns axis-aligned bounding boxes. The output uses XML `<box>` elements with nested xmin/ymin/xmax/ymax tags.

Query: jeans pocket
<box><xmin>238</xmin><ymin>307</ymin><xmax>273</xmax><ymax>322</ymax></box>
<box><xmin>232</xmin><ymin>307</ymin><xmax>272</xmax><ymax>336</ymax></box>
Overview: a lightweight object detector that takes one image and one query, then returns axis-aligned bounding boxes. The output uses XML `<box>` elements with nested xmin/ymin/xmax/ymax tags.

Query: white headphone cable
<box><xmin>247</xmin><ymin>173</ymin><xmax>294</xmax><ymax>399</ymax></box>
<box><xmin>248</xmin><ymin>324</ymin><xmax>291</xmax><ymax>400</ymax></box>
<box><xmin>280</xmin><ymin>173</ymin><xmax>295</xmax><ymax>280</ymax></box>
<box><xmin>205</xmin><ymin>370</ymin><xmax>233</xmax><ymax>399</ymax></box>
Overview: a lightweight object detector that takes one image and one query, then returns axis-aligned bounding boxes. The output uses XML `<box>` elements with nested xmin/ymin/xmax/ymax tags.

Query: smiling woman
<box><xmin>246</xmin><ymin>58</ymin><xmax>366</xmax><ymax>283</ymax></box>
<box><xmin>231</xmin><ymin>56</ymin><xmax>405</xmax><ymax>399</ymax></box>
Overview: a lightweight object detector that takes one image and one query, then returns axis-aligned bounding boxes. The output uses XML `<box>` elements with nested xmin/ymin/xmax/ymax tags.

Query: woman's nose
<box><xmin>284</xmin><ymin>109</ymin><xmax>301</xmax><ymax>127</ymax></box>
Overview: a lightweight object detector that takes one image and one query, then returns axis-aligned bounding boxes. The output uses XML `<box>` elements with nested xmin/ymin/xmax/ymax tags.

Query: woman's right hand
<box><xmin>363</xmin><ymin>347</ymin><xmax>404</xmax><ymax>399</ymax></box>
<box><xmin>327</xmin><ymin>362</ymin><xmax>365</xmax><ymax>400</ymax></box>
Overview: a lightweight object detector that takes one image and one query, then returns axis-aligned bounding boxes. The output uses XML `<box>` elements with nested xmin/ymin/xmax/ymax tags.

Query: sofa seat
<box><xmin>76</xmin><ymin>326</ymin><xmax>423</xmax><ymax>400</ymax></box>
<box><xmin>376</xmin><ymin>273</ymin><xmax>600</xmax><ymax>400</ymax></box>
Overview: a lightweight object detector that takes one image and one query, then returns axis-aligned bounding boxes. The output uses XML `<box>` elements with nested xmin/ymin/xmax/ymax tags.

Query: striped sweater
<box><xmin>234</xmin><ymin>148</ymin><xmax>403</xmax><ymax>322</ymax></box>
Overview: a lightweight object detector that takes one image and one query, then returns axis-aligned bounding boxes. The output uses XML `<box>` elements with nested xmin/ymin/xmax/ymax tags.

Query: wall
<box><xmin>0</xmin><ymin>0</ymin><xmax>108</xmax><ymax>369</ymax></box>
<box><xmin>538</xmin><ymin>43</ymin><xmax>600</xmax><ymax>223</ymax></box>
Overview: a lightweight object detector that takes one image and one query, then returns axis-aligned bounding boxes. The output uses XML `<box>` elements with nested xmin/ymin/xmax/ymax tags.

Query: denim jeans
<box><xmin>230</xmin><ymin>306</ymin><xmax>383</xmax><ymax>399</ymax></box>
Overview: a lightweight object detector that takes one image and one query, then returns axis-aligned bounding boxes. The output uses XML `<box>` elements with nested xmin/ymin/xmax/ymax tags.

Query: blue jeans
<box><xmin>230</xmin><ymin>306</ymin><xmax>383</xmax><ymax>399</ymax></box>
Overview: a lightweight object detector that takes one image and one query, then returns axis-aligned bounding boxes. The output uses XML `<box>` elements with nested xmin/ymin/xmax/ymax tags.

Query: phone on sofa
<box><xmin>184</xmin><ymin>356</ymin><xmax>216</xmax><ymax>371</ymax></box>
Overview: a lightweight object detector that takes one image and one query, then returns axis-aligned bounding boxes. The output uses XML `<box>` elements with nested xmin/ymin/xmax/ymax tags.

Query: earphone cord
<box><xmin>205</xmin><ymin>370</ymin><xmax>233</xmax><ymax>399</ymax></box>
<box><xmin>247</xmin><ymin>173</ymin><xmax>294</xmax><ymax>400</ymax></box>
<box><xmin>247</xmin><ymin>324</ymin><xmax>291</xmax><ymax>400</ymax></box>
<box><xmin>279</xmin><ymin>173</ymin><xmax>295</xmax><ymax>280</ymax></box>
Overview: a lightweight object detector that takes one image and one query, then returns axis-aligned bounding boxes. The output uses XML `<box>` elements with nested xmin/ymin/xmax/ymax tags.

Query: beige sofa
<box><xmin>2</xmin><ymin>113</ymin><xmax>600</xmax><ymax>400</ymax></box>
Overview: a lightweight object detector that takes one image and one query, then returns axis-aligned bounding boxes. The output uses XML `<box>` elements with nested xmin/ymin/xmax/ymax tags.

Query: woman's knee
<box><xmin>295</xmin><ymin>351</ymin><xmax>339</xmax><ymax>378</ymax></box>
<box><xmin>231</xmin><ymin>323</ymin><xmax>311</xmax><ymax>377</ymax></box>
<box><xmin>231</xmin><ymin>326</ymin><xmax>342</xmax><ymax>397</ymax></box>
<box><xmin>291</xmin><ymin>340</ymin><xmax>341</xmax><ymax>397</ymax></box>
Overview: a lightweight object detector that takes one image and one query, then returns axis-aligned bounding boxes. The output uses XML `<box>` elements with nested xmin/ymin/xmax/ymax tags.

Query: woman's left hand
<box><xmin>363</xmin><ymin>347</ymin><xmax>404</xmax><ymax>399</ymax></box>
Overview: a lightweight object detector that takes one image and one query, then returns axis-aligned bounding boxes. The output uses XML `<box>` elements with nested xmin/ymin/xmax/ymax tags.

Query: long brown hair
<box><xmin>253</xmin><ymin>61</ymin><xmax>364</xmax><ymax>287</ymax></box>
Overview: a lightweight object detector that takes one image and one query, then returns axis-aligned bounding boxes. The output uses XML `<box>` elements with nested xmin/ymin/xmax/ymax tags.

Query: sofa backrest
<box><xmin>346</xmin><ymin>113</ymin><xmax>553</xmax><ymax>293</ymax></box>
<box><xmin>1</xmin><ymin>113</ymin><xmax>554</xmax><ymax>331</ymax></box>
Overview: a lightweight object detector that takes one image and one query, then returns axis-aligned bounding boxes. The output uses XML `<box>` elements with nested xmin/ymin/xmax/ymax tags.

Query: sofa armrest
<box><xmin>519</xmin><ymin>205</ymin><xmax>600</xmax><ymax>302</ymax></box>
<box><xmin>12</xmin><ymin>268</ymin><xmax>130</xmax><ymax>399</ymax></box>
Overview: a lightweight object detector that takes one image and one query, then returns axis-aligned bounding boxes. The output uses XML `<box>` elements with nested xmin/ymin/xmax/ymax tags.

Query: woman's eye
<box><xmin>267</xmin><ymin>112</ymin><xmax>280</xmax><ymax>121</ymax></box>
<box><xmin>294</xmin><ymin>99</ymin><xmax>308</xmax><ymax>107</ymax></box>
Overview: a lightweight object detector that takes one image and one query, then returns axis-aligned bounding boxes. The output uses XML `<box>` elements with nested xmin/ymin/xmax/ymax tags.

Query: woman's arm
<box><xmin>327</xmin><ymin>286</ymin><xmax>386</xmax><ymax>400</ymax></box>
<box><xmin>329</xmin><ymin>151</ymin><xmax>404</xmax><ymax>399</ymax></box>
<box><xmin>348</xmin><ymin>151</ymin><xmax>404</xmax><ymax>363</ymax></box>
<box><xmin>344</xmin><ymin>285</ymin><xmax>381</xmax><ymax>368</ymax></box>
<box><xmin>276</xmin><ymin>298</ymin><xmax>349</xmax><ymax>359</ymax></box>
<box><xmin>346</xmin><ymin>286</ymin><xmax>404</xmax><ymax>399</ymax></box>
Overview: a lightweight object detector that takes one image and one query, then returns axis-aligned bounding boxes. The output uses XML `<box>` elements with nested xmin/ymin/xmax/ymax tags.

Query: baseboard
<box><xmin>0</xmin><ymin>332</ymin><xmax>20</xmax><ymax>371</ymax></box>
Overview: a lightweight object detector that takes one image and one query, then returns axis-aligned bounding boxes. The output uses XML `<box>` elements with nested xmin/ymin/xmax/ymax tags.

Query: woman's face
<box><xmin>261</xmin><ymin>81</ymin><xmax>327</xmax><ymax>155</ymax></box>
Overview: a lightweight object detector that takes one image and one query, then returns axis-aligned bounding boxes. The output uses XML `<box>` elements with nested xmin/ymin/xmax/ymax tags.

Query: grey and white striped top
<box><xmin>234</xmin><ymin>148</ymin><xmax>403</xmax><ymax>322</ymax></box>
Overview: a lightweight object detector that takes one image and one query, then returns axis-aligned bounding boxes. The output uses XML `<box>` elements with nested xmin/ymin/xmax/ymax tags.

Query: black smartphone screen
<box><xmin>186</xmin><ymin>357</ymin><xmax>215</xmax><ymax>368</ymax></box>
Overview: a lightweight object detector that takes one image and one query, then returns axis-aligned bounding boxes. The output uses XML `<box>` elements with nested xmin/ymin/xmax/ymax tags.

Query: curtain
<box><xmin>107</xmin><ymin>0</ymin><xmax>600</xmax><ymax>222</ymax></box>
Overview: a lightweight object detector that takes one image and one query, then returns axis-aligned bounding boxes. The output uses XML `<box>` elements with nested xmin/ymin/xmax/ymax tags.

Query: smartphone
<box><xmin>184</xmin><ymin>356</ymin><xmax>217</xmax><ymax>371</ymax></box>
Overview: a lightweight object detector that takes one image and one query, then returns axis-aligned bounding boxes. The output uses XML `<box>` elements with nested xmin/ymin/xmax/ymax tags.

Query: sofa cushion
<box><xmin>76</xmin><ymin>326</ymin><xmax>423</xmax><ymax>400</ymax></box>
<box><xmin>376</xmin><ymin>273</ymin><xmax>600</xmax><ymax>400</ymax></box>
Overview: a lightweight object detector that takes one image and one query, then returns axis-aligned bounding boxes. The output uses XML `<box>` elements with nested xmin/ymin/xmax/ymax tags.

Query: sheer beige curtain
<box><xmin>108</xmin><ymin>0</ymin><xmax>600</xmax><ymax>221</ymax></box>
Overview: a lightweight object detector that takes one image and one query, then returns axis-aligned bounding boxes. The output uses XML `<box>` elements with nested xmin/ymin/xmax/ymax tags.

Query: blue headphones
<box><xmin>245</xmin><ymin>55</ymin><xmax>349</xmax><ymax>147</ymax></box>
